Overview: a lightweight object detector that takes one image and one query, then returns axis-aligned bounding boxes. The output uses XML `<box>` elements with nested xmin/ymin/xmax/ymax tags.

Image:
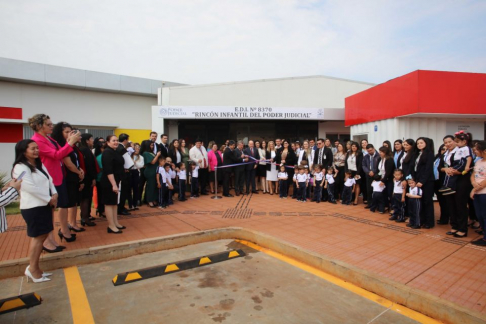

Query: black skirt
<box><xmin>102</xmin><ymin>183</ymin><xmax>118</xmax><ymax>205</ymax></box>
<box><xmin>21</xmin><ymin>205</ymin><xmax>54</xmax><ymax>237</ymax></box>
<box><xmin>257</xmin><ymin>164</ymin><xmax>267</xmax><ymax>177</ymax></box>
<box><xmin>66</xmin><ymin>180</ymin><xmax>80</xmax><ymax>207</ymax></box>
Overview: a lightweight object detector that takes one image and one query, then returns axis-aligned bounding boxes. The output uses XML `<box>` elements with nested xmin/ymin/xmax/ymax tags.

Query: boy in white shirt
<box><xmin>177</xmin><ymin>163</ymin><xmax>187</xmax><ymax>202</ymax></box>
<box><xmin>295</xmin><ymin>167</ymin><xmax>308</xmax><ymax>202</ymax></box>
<box><xmin>324</xmin><ymin>167</ymin><xmax>337</xmax><ymax>204</ymax></box>
<box><xmin>370</xmin><ymin>174</ymin><xmax>386</xmax><ymax>213</ymax></box>
<box><xmin>277</xmin><ymin>165</ymin><xmax>289</xmax><ymax>199</ymax></box>
<box><xmin>406</xmin><ymin>176</ymin><xmax>422</xmax><ymax>229</ymax></box>
<box><xmin>157</xmin><ymin>163</ymin><xmax>172</xmax><ymax>209</ymax></box>
<box><xmin>341</xmin><ymin>171</ymin><xmax>356</xmax><ymax>205</ymax></box>
<box><xmin>313</xmin><ymin>165</ymin><xmax>324</xmax><ymax>203</ymax></box>
<box><xmin>190</xmin><ymin>162</ymin><xmax>200</xmax><ymax>198</ymax></box>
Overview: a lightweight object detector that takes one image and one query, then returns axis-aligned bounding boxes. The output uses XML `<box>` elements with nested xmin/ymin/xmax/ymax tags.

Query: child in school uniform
<box><xmin>390</xmin><ymin>169</ymin><xmax>406</xmax><ymax>222</ymax></box>
<box><xmin>177</xmin><ymin>163</ymin><xmax>187</xmax><ymax>202</ymax></box>
<box><xmin>190</xmin><ymin>162</ymin><xmax>200</xmax><ymax>198</ymax></box>
<box><xmin>313</xmin><ymin>164</ymin><xmax>324</xmax><ymax>203</ymax></box>
<box><xmin>157</xmin><ymin>162</ymin><xmax>171</xmax><ymax>209</ymax></box>
<box><xmin>277</xmin><ymin>165</ymin><xmax>288</xmax><ymax>199</ymax></box>
<box><xmin>341</xmin><ymin>171</ymin><xmax>356</xmax><ymax>205</ymax></box>
<box><xmin>295</xmin><ymin>166</ymin><xmax>308</xmax><ymax>202</ymax></box>
<box><xmin>304</xmin><ymin>166</ymin><xmax>312</xmax><ymax>201</ymax></box>
<box><xmin>324</xmin><ymin>167</ymin><xmax>337</xmax><ymax>204</ymax></box>
<box><xmin>406</xmin><ymin>176</ymin><xmax>422</xmax><ymax>229</ymax></box>
<box><xmin>439</xmin><ymin>131</ymin><xmax>473</xmax><ymax>195</ymax></box>
<box><xmin>370</xmin><ymin>174</ymin><xmax>386</xmax><ymax>213</ymax></box>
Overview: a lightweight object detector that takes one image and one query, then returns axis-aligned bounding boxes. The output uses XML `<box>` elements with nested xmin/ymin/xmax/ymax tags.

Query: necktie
<box><xmin>198</xmin><ymin>147</ymin><xmax>207</xmax><ymax>168</ymax></box>
<box><xmin>251</xmin><ymin>148</ymin><xmax>254</xmax><ymax>156</ymax></box>
<box><xmin>318</xmin><ymin>149</ymin><xmax>323</xmax><ymax>164</ymax></box>
<box><xmin>370</xmin><ymin>154</ymin><xmax>374</xmax><ymax>169</ymax></box>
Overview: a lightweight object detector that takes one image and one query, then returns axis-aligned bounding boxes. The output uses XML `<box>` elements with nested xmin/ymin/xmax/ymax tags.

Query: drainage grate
<box><xmin>329</xmin><ymin>213</ymin><xmax>421</xmax><ymax>235</ymax></box>
<box><xmin>222</xmin><ymin>208</ymin><xmax>252</xmax><ymax>219</ymax></box>
<box><xmin>441</xmin><ymin>237</ymin><xmax>468</xmax><ymax>246</ymax></box>
<box><xmin>253</xmin><ymin>212</ymin><xmax>266</xmax><ymax>216</ymax></box>
<box><xmin>269</xmin><ymin>212</ymin><xmax>282</xmax><ymax>216</ymax></box>
<box><xmin>210</xmin><ymin>211</ymin><xmax>224</xmax><ymax>215</ymax></box>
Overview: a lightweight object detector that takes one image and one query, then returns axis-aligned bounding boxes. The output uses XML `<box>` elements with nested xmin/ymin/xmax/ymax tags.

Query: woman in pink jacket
<box><xmin>29</xmin><ymin>114</ymin><xmax>81</xmax><ymax>252</ymax></box>
<box><xmin>207</xmin><ymin>143</ymin><xmax>223</xmax><ymax>194</ymax></box>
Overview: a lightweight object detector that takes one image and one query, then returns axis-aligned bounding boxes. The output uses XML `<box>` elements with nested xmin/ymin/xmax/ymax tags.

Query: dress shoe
<box><xmin>471</xmin><ymin>239</ymin><xmax>486</xmax><ymax>246</ymax></box>
<box><xmin>446</xmin><ymin>230</ymin><xmax>458</xmax><ymax>235</ymax></box>
<box><xmin>43</xmin><ymin>246</ymin><xmax>63</xmax><ymax>253</ymax></box>
<box><xmin>118</xmin><ymin>211</ymin><xmax>131</xmax><ymax>216</ymax></box>
<box><xmin>116</xmin><ymin>225</ymin><xmax>127</xmax><ymax>230</ymax></box>
<box><xmin>107</xmin><ymin>227</ymin><xmax>123</xmax><ymax>234</ymax></box>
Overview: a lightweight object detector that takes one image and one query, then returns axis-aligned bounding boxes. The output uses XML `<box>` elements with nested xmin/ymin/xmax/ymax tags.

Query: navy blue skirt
<box><xmin>21</xmin><ymin>205</ymin><xmax>54</xmax><ymax>237</ymax></box>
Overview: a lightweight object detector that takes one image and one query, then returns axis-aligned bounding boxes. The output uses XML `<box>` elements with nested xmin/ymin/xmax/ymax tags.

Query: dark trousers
<box><xmin>342</xmin><ymin>186</ymin><xmax>353</xmax><ymax>205</ymax></box>
<box><xmin>223</xmin><ymin>170</ymin><xmax>232</xmax><ymax>195</ymax></box>
<box><xmin>127</xmin><ymin>169</ymin><xmax>140</xmax><ymax>208</ymax></box>
<box><xmin>365</xmin><ymin>175</ymin><xmax>374</xmax><ymax>206</ymax></box>
<box><xmin>408</xmin><ymin>198</ymin><xmax>421</xmax><ymax>226</ymax></box>
<box><xmin>420</xmin><ymin>181</ymin><xmax>435</xmax><ymax>228</ymax></box>
<box><xmin>169</xmin><ymin>181</ymin><xmax>178</xmax><ymax>204</ymax></box>
<box><xmin>96</xmin><ymin>181</ymin><xmax>104</xmax><ymax>213</ymax></box>
<box><xmin>370</xmin><ymin>191</ymin><xmax>385</xmax><ymax>212</ymax></box>
<box><xmin>139</xmin><ymin>167</ymin><xmax>146</xmax><ymax>204</ymax></box>
<box><xmin>191</xmin><ymin>177</ymin><xmax>199</xmax><ymax>196</ymax></box>
<box><xmin>235</xmin><ymin>168</ymin><xmax>245</xmax><ymax>193</ymax></box>
<box><xmin>393</xmin><ymin>193</ymin><xmax>405</xmax><ymax>221</ymax></box>
<box><xmin>449</xmin><ymin>175</ymin><xmax>472</xmax><ymax>233</ymax></box>
<box><xmin>158</xmin><ymin>183</ymin><xmax>169</xmax><ymax>207</ymax></box>
<box><xmin>383</xmin><ymin>179</ymin><xmax>393</xmax><ymax>209</ymax></box>
<box><xmin>434</xmin><ymin>180</ymin><xmax>450</xmax><ymax>223</ymax></box>
<box><xmin>335</xmin><ymin>166</ymin><xmax>345</xmax><ymax>200</ymax></box>
<box><xmin>198</xmin><ymin>167</ymin><xmax>208</xmax><ymax>194</ymax></box>
<box><xmin>327</xmin><ymin>183</ymin><xmax>335</xmax><ymax>202</ymax></box>
<box><xmin>473</xmin><ymin>194</ymin><xmax>486</xmax><ymax>240</ymax></box>
<box><xmin>314</xmin><ymin>180</ymin><xmax>323</xmax><ymax>202</ymax></box>
<box><xmin>279</xmin><ymin>180</ymin><xmax>288</xmax><ymax>198</ymax></box>
<box><xmin>297</xmin><ymin>182</ymin><xmax>306</xmax><ymax>200</ymax></box>
<box><xmin>245</xmin><ymin>168</ymin><xmax>257</xmax><ymax>193</ymax></box>
<box><xmin>179</xmin><ymin>180</ymin><xmax>186</xmax><ymax>200</ymax></box>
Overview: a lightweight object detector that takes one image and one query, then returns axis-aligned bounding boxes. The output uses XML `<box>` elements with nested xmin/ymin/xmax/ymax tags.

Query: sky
<box><xmin>0</xmin><ymin>0</ymin><xmax>485</xmax><ymax>85</ymax></box>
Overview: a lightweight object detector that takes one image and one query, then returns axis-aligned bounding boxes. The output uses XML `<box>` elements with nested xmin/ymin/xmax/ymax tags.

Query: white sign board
<box><xmin>154</xmin><ymin>106</ymin><xmax>344</xmax><ymax>120</ymax></box>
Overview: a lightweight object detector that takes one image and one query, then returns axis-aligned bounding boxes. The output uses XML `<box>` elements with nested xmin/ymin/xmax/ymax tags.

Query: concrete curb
<box><xmin>0</xmin><ymin>227</ymin><xmax>484</xmax><ymax>324</ymax></box>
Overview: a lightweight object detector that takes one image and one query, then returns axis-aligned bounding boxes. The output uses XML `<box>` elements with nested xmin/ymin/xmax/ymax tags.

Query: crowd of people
<box><xmin>1</xmin><ymin>112</ymin><xmax>485</xmax><ymax>283</ymax></box>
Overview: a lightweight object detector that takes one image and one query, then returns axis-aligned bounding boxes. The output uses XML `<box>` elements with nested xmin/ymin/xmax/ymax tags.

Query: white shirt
<box><xmin>176</xmin><ymin>150</ymin><xmax>181</xmax><ymax>164</ymax></box>
<box><xmin>454</xmin><ymin>146</ymin><xmax>470</xmax><ymax>161</ymax></box>
<box><xmin>314</xmin><ymin>171</ymin><xmax>324</xmax><ymax>181</ymax></box>
<box><xmin>297</xmin><ymin>150</ymin><xmax>314</xmax><ymax>169</ymax></box>
<box><xmin>13</xmin><ymin>163</ymin><xmax>57</xmax><ymax>209</ymax></box>
<box><xmin>170</xmin><ymin>169</ymin><xmax>176</xmax><ymax>179</ymax></box>
<box><xmin>394</xmin><ymin>180</ymin><xmax>404</xmax><ymax>194</ymax></box>
<box><xmin>347</xmin><ymin>154</ymin><xmax>357</xmax><ymax>171</ymax></box>
<box><xmin>191</xmin><ymin>165</ymin><xmax>199</xmax><ymax>178</ymax></box>
<box><xmin>133</xmin><ymin>155</ymin><xmax>145</xmax><ymax>170</ymax></box>
<box><xmin>296</xmin><ymin>173</ymin><xmax>307</xmax><ymax>182</ymax></box>
<box><xmin>278</xmin><ymin>172</ymin><xmax>288</xmax><ymax>180</ymax></box>
<box><xmin>409</xmin><ymin>186</ymin><xmax>422</xmax><ymax>197</ymax></box>
<box><xmin>400</xmin><ymin>152</ymin><xmax>407</xmax><ymax>168</ymax></box>
<box><xmin>372</xmin><ymin>181</ymin><xmax>385</xmax><ymax>192</ymax></box>
<box><xmin>178</xmin><ymin>169</ymin><xmax>187</xmax><ymax>180</ymax></box>
<box><xmin>344</xmin><ymin>178</ymin><xmax>356</xmax><ymax>187</ymax></box>
<box><xmin>444</xmin><ymin>147</ymin><xmax>457</xmax><ymax>166</ymax></box>
<box><xmin>158</xmin><ymin>166</ymin><xmax>168</xmax><ymax>184</ymax></box>
<box><xmin>378</xmin><ymin>159</ymin><xmax>386</xmax><ymax>177</ymax></box>
<box><xmin>326</xmin><ymin>174</ymin><xmax>335</xmax><ymax>184</ymax></box>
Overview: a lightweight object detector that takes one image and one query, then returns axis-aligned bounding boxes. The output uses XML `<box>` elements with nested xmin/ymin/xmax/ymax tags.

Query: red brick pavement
<box><xmin>1</xmin><ymin>192</ymin><xmax>485</xmax><ymax>313</ymax></box>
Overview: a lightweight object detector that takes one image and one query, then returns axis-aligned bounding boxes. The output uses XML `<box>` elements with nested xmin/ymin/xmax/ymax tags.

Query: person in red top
<box><xmin>29</xmin><ymin>114</ymin><xmax>81</xmax><ymax>252</ymax></box>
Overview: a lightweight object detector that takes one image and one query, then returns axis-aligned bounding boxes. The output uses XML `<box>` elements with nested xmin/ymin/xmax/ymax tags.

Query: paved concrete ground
<box><xmin>1</xmin><ymin>192</ymin><xmax>485</xmax><ymax>316</ymax></box>
<box><xmin>0</xmin><ymin>240</ymin><xmax>420</xmax><ymax>324</ymax></box>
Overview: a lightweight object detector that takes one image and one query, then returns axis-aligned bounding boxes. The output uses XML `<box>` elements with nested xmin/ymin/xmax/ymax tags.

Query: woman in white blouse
<box><xmin>297</xmin><ymin>140</ymin><xmax>314</xmax><ymax>170</ymax></box>
<box><xmin>266</xmin><ymin>141</ymin><xmax>278</xmax><ymax>195</ymax></box>
<box><xmin>13</xmin><ymin>139</ymin><xmax>58</xmax><ymax>283</ymax></box>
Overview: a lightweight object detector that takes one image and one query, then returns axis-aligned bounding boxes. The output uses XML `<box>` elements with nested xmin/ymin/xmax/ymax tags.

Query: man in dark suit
<box><xmin>362</xmin><ymin>144</ymin><xmax>380</xmax><ymax>208</ymax></box>
<box><xmin>222</xmin><ymin>140</ymin><xmax>241</xmax><ymax>197</ymax></box>
<box><xmin>313</xmin><ymin>138</ymin><xmax>333</xmax><ymax>201</ymax></box>
<box><xmin>243</xmin><ymin>140</ymin><xmax>260</xmax><ymax>194</ymax></box>
<box><xmin>159</xmin><ymin>133</ymin><xmax>169</xmax><ymax>158</ymax></box>
<box><xmin>116</xmin><ymin>133</ymin><xmax>131</xmax><ymax>216</ymax></box>
<box><xmin>233</xmin><ymin>141</ymin><xmax>248</xmax><ymax>196</ymax></box>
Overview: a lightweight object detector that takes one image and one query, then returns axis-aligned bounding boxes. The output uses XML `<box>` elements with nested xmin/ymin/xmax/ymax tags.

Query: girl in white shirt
<box><xmin>342</xmin><ymin>171</ymin><xmax>356</xmax><ymax>205</ymax></box>
<box><xmin>324</xmin><ymin>167</ymin><xmax>337</xmax><ymax>204</ymax></box>
<box><xmin>277</xmin><ymin>165</ymin><xmax>289</xmax><ymax>198</ymax></box>
<box><xmin>406</xmin><ymin>177</ymin><xmax>422</xmax><ymax>229</ymax></box>
<box><xmin>390</xmin><ymin>169</ymin><xmax>407</xmax><ymax>222</ymax></box>
<box><xmin>313</xmin><ymin>165</ymin><xmax>324</xmax><ymax>203</ymax></box>
<box><xmin>295</xmin><ymin>167</ymin><xmax>308</xmax><ymax>202</ymax></box>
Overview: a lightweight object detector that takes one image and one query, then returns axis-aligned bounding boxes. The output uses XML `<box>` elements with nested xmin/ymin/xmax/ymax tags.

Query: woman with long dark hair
<box><xmin>256</xmin><ymin>140</ymin><xmax>268</xmax><ymax>193</ymax></box>
<box><xmin>344</xmin><ymin>142</ymin><xmax>363</xmax><ymax>205</ymax></box>
<box><xmin>434</xmin><ymin>143</ymin><xmax>449</xmax><ymax>225</ymax></box>
<box><xmin>13</xmin><ymin>139</ymin><xmax>58</xmax><ymax>282</ymax></box>
<box><xmin>78</xmin><ymin>133</ymin><xmax>97</xmax><ymax>226</ymax></box>
<box><xmin>333</xmin><ymin>143</ymin><xmax>346</xmax><ymax>201</ymax></box>
<box><xmin>101</xmin><ymin>135</ymin><xmax>126</xmax><ymax>233</ymax></box>
<box><xmin>378</xmin><ymin>146</ymin><xmax>395</xmax><ymax>209</ymax></box>
<box><xmin>168</xmin><ymin>139</ymin><xmax>182</xmax><ymax>165</ymax></box>
<box><xmin>393</xmin><ymin>140</ymin><xmax>404</xmax><ymax>169</ymax></box>
<box><xmin>30</xmin><ymin>115</ymin><xmax>80</xmax><ymax>251</ymax></box>
<box><xmin>412</xmin><ymin>137</ymin><xmax>435</xmax><ymax>229</ymax></box>
<box><xmin>276</xmin><ymin>140</ymin><xmax>297</xmax><ymax>197</ymax></box>
<box><xmin>400</xmin><ymin>139</ymin><xmax>416</xmax><ymax>178</ymax></box>
<box><xmin>51</xmin><ymin>123</ymin><xmax>84</xmax><ymax>237</ymax></box>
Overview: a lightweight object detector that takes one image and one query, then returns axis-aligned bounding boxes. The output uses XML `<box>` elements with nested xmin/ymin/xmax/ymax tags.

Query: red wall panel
<box><xmin>0</xmin><ymin>124</ymin><xmax>23</xmax><ymax>143</ymax></box>
<box><xmin>0</xmin><ymin>107</ymin><xmax>22</xmax><ymax>119</ymax></box>
<box><xmin>345</xmin><ymin>71</ymin><xmax>419</xmax><ymax>126</ymax></box>
<box><xmin>418</xmin><ymin>70</ymin><xmax>486</xmax><ymax>114</ymax></box>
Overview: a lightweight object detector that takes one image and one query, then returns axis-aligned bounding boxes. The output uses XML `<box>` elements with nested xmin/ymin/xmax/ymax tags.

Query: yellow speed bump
<box><xmin>112</xmin><ymin>249</ymin><xmax>246</xmax><ymax>286</ymax></box>
<box><xmin>0</xmin><ymin>293</ymin><xmax>42</xmax><ymax>315</ymax></box>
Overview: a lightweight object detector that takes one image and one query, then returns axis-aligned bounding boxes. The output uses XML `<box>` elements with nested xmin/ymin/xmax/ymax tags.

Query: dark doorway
<box><xmin>177</xmin><ymin>120</ymin><xmax>318</xmax><ymax>146</ymax></box>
